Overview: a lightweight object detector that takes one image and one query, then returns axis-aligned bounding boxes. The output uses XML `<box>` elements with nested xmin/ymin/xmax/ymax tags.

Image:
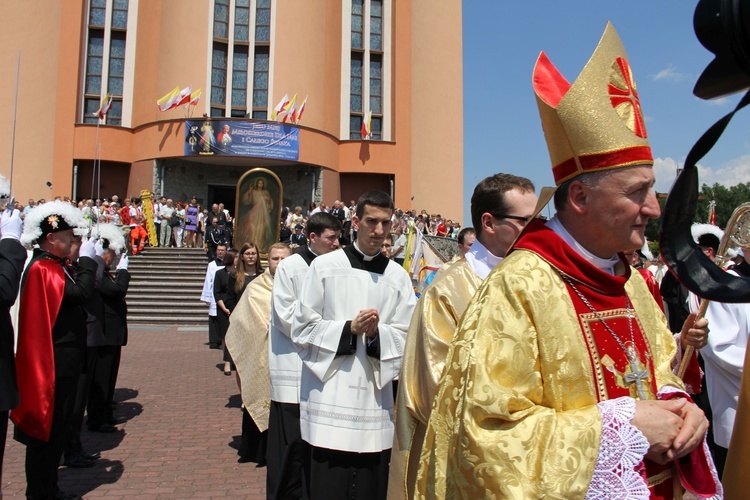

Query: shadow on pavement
<box><xmin>228</xmin><ymin>434</ymin><xmax>242</xmax><ymax>451</ymax></box>
<box><xmin>113</xmin><ymin>387</ymin><xmax>139</xmax><ymax>403</ymax></box>
<box><xmin>226</xmin><ymin>393</ymin><xmax>242</xmax><ymax>409</ymax></box>
<box><xmin>59</xmin><ymin>458</ymin><xmax>124</xmax><ymax>498</ymax></box>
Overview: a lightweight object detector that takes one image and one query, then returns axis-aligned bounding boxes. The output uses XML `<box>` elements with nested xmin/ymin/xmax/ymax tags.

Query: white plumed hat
<box><xmin>21</xmin><ymin>201</ymin><xmax>88</xmax><ymax>246</ymax></box>
<box><xmin>91</xmin><ymin>223</ymin><xmax>127</xmax><ymax>253</ymax></box>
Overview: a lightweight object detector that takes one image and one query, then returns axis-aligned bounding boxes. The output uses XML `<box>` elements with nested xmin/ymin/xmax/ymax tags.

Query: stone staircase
<box><xmin>126</xmin><ymin>247</ymin><xmax>210</xmax><ymax>326</ymax></box>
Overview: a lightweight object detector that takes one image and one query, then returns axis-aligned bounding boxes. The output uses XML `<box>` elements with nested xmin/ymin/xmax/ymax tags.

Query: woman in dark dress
<box><xmin>227</xmin><ymin>242</ymin><xmax>266</xmax><ymax>465</ymax></box>
<box><xmin>213</xmin><ymin>249</ymin><xmax>237</xmax><ymax>375</ymax></box>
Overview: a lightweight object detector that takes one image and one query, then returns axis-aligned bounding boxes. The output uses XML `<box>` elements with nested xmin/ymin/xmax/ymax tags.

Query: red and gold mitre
<box><xmin>533</xmin><ymin>22</ymin><xmax>653</xmax><ymax>186</ymax></box>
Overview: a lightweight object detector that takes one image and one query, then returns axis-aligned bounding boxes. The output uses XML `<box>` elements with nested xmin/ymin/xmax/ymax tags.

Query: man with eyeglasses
<box><xmin>389</xmin><ymin>173</ymin><xmax>537</xmax><ymax>499</ymax></box>
<box><xmin>380</xmin><ymin>235</ymin><xmax>394</xmax><ymax>259</ymax></box>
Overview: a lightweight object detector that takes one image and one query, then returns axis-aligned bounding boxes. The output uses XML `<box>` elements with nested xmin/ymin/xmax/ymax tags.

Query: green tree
<box><xmin>696</xmin><ymin>182</ymin><xmax>750</xmax><ymax>227</ymax></box>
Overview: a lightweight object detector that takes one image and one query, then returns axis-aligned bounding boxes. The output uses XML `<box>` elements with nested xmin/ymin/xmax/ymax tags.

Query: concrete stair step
<box><xmin>130</xmin><ymin>271</ymin><xmax>206</xmax><ymax>282</ymax></box>
<box><xmin>126</xmin><ymin>247</ymin><xmax>214</xmax><ymax>325</ymax></box>
<box><xmin>126</xmin><ymin>299</ymin><xmax>207</xmax><ymax>307</ymax></box>
<box><xmin>128</xmin><ymin>306</ymin><xmax>207</xmax><ymax>315</ymax></box>
<box><xmin>128</xmin><ymin>315</ymin><xmax>208</xmax><ymax>325</ymax></box>
<box><xmin>128</xmin><ymin>258</ymin><xmax>208</xmax><ymax>271</ymax></box>
<box><xmin>130</xmin><ymin>277</ymin><xmax>203</xmax><ymax>293</ymax></box>
<box><xmin>127</xmin><ymin>289</ymin><xmax>202</xmax><ymax>297</ymax></box>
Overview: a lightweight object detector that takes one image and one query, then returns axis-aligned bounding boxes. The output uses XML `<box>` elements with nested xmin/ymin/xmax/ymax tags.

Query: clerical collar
<box><xmin>545</xmin><ymin>215</ymin><xmax>620</xmax><ymax>275</ymax></box>
<box><xmin>306</xmin><ymin>245</ymin><xmax>319</xmax><ymax>257</ymax></box>
<box><xmin>464</xmin><ymin>238</ymin><xmax>503</xmax><ymax>280</ymax></box>
<box><xmin>352</xmin><ymin>241</ymin><xmax>379</xmax><ymax>261</ymax></box>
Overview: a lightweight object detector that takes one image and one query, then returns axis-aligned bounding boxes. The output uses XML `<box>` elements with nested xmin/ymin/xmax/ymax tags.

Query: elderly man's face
<box><xmin>584</xmin><ymin>165</ymin><xmax>660</xmax><ymax>256</ymax></box>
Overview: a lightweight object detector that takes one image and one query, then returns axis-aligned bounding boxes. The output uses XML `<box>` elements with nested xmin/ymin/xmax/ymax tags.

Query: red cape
<box><xmin>11</xmin><ymin>257</ymin><xmax>65</xmax><ymax>442</ymax></box>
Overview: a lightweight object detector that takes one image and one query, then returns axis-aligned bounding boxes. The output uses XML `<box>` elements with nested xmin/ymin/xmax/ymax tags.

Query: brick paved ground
<box><xmin>2</xmin><ymin>325</ymin><xmax>267</xmax><ymax>499</ymax></box>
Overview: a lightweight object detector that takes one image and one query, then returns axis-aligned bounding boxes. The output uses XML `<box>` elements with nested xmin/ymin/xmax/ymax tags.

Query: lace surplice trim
<box><xmin>586</xmin><ymin>397</ymin><xmax>650</xmax><ymax>500</ymax></box>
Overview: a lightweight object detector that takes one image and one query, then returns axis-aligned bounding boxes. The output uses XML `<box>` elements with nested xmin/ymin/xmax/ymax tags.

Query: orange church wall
<box><xmin>409</xmin><ymin>0</ymin><xmax>463</xmax><ymax>218</ymax></box>
<box><xmin>128</xmin><ymin>160</ymin><xmax>155</xmax><ymax>198</ymax></box>
<box><xmin>131</xmin><ymin>1</ymin><xmax>211</xmax><ymax>126</ymax></box>
<box><xmin>272</xmin><ymin>0</ymin><xmax>343</xmax><ymax>138</ymax></box>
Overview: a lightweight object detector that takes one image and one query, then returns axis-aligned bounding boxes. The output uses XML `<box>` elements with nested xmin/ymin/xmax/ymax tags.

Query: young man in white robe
<box><xmin>200</xmin><ymin>243</ymin><xmax>226</xmax><ymax>349</ymax></box>
<box><xmin>292</xmin><ymin>190</ymin><xmax>417</xmax><ymax>500</ymax></box>
<box><xmin>688</xmin><ymin>223</ymin><xmax>750</xmax><ymax>478</ymax></box>
<box><xmin>266</xmin><ymin>212</ymin><xmax>342</xmax><ymax>500</ymax></box>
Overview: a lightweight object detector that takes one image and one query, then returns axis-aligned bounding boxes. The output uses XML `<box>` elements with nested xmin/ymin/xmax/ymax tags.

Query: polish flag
<box><xmin>271</xmin><ymin>93</ymin><xmax>289</xmax><ymax>120</ymax></box>
<box><xmin>188</xmin><ymin>88</ymin><xmax>202</xmax><ymax>106</ymax></box>
<box><xmin>175</xmin><ymin>86</ymin><xmax>192</xmax><ymax>107</ymax></box>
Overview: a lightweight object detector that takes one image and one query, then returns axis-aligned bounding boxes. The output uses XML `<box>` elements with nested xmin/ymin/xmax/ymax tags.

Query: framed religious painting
<box><xmin>234</xmin><ymin>168</ymin><xmax>283</xmax><ymax>255</ymax></box>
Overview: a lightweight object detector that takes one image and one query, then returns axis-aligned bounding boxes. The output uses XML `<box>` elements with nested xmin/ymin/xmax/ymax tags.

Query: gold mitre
<box><xmin>533</xmin><ymin>22</ymin><xmax>653</xmax><ymax>186</ymax></box>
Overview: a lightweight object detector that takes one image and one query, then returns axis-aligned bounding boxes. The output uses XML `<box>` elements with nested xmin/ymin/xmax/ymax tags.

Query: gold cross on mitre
<box><xmin>601</xmin><ymin>349</ymin><xmax>653</xmax><ymax>401</ymax></box>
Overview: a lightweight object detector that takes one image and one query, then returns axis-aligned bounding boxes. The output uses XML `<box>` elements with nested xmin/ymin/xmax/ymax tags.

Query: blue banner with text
<box><xmin>184</xmin><ymin>119</ymin><xmax>300</xmax><ymax>161</ymax></box>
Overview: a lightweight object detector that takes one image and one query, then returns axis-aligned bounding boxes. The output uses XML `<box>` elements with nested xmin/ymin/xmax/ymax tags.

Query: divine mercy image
<box><xmin>234</xmin><ymin>169</ymin><xmax>282</xmax><ymax>254</ymax></box>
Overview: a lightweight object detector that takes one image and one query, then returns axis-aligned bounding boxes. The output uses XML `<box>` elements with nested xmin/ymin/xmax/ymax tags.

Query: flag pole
<box><xmin>8</xmin><ymin>50</ymin><xmax>20</xmax><ymax>198</ymax></box>
<box><xmin>91</xmin><ymin>121</ymin><xmax>100</xmax><ymax>199</ymax></box>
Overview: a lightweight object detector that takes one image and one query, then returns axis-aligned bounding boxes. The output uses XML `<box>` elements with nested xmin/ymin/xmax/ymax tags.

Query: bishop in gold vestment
<box><xmin>389</xmin><ymin>258</ymin><xmax>482</xmax><ymax>499</ymax></box>
<box><xmin>416</xmin><ymin>220</ymin><xmax>718</xmax><ymax>499</ymax></box>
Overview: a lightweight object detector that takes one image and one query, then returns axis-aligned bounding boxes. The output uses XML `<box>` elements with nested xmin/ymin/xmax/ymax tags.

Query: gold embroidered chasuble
<box><xmin>389</xmin><ymin>259</ymin><xmax>482</xmax><ymax>500</ymax></box>
<box><xmin>225</xmin><ymin>268</ymin><xmax>274</xmax><ymax>431</ymax></box>
<box><xmin>415</xmin><ymin>230</ymin><xmax>686</xmax><ymax>499</ymax></box>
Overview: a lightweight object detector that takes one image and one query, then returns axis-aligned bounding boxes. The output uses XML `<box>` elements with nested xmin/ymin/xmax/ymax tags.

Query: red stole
<box><xmin>11</xmin><ymin>257</ymin><xmax>66</xmax><ymax>442</ymax></box>
<box><xmin>512</xmin><ymin>221</ymin><xmax>716</xmax><ymax>499</ymax></box>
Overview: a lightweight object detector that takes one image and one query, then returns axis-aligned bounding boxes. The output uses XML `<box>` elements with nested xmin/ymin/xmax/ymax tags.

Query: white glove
<box><xmin>0</xmin><ymin>208</ymin><xmax>22</xmax><ymax>241</ymax></box>
<box><xmin>79</xmin><ymin>237</ymin><xmax>97</xmax><ymax>259</ymax></box>
<box><xmin>116</xmin><ymin>254</ymin><xmax>129</xmax><ymax>271</ymax></box>
<box><xmin>95</xmin><ymin>239</ymin><xmax>106</xmax><ymax>257</ymax></box>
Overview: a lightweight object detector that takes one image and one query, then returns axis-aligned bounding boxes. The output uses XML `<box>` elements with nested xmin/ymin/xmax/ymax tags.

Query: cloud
<box><xmin>653</xmin><ymin>155</ymin><xmax>750</xmax><ymax>193</ymax></box>
<box><xmin>652</xmin><ymin>64</ymin><xmax>686</xmax><ymax>82</ymax></box>
<box><xmin>700</xmin><ymin>96</ymin><xmax>731</xmax><ymax>107</ymax></box>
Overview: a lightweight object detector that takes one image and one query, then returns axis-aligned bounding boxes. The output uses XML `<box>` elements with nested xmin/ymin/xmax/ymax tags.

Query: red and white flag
<box><xmin>94</xmin><ymin>93</ymin><xmax>113</xmax><ymax>120</ymax></box>
<box><xmin>295</xmin><ymin>96</ymin><xmax>308</xmax><ymax>123</ymax></box>
<box><xmin>175</xmin><ymin>86</ymin><xmax>192</xmax><ymax>107</ymax></box>
<box><xmin>708</xmin><ymin>200</ymin><xmax>717</xmax><ymax>226</ymax></box>
<box><xmin>271</xmin><ymin>93</ymin><xmax>289</xmax><ymax>120</ymax></box>
<box><xmin>188</xmin><ymin>88</ymin><xmax>202</xmax><ymax>106</ymax></box>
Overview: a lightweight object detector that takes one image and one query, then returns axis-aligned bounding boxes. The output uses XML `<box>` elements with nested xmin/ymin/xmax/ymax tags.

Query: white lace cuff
<box><xmin>585</xmin><ymin>397</ymin><xmax>650</xmax><ymax>500</ymax></box>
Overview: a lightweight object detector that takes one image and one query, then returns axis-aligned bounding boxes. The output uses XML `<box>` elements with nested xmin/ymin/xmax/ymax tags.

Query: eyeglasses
<box><xmin>491</xmin><ymin>213</ymin><xmax>547</xmax><ymax>224</ymax></box>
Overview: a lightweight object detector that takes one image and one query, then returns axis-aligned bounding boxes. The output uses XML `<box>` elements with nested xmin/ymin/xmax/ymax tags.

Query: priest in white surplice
<box><xmin>267</xmin><ymin>212</ymin><xmax>342</xmax><ymax>500</ymax></box>
<box><xmin>292</xmin><ymin>191</ymin><xmax>417</xmax><ymax>500</ymax></box>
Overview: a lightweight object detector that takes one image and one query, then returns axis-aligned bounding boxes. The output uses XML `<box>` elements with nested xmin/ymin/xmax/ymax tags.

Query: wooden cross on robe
<box><xmin>348</xmin><ymin>377</ymin><xmax>368</xmax><ymax>401</ymax></box>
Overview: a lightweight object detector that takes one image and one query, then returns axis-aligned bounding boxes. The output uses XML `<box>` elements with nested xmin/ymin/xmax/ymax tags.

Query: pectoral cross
<box><xmin>348</xmin><ymin>377</ymin><xmax>368</xmax><ymax>401</ymax></box>
<box><xmin>624</xmin><ymin>345</ymin><xmax>649</xmax><ymax>401</ymax></box>
<box><xmin>602</xmin><ymin>346</ymin><xmax>651</xmax><ymax>401</ymax></box>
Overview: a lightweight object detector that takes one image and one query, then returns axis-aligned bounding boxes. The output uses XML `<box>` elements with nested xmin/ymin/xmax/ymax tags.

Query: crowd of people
<box><xmin>275</xmin><ymin>200</ymin><xmax>463</xmax><ymax>252</ymax></box>
<box><xmin>1</xmin><ymin>200</ymin><xmax>131</xmax><ymax>500</ymax></box>
<box><xmin>4</xmin><ymin>21</ymin><xmax>750</xmax><ymax>500</ymax></box>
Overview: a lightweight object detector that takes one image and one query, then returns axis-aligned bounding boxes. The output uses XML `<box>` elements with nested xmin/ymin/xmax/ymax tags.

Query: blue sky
<box><xmin>461</xmin><ymin>1</ymin><xmax>750</xmax><ymax>224</ymax></box>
